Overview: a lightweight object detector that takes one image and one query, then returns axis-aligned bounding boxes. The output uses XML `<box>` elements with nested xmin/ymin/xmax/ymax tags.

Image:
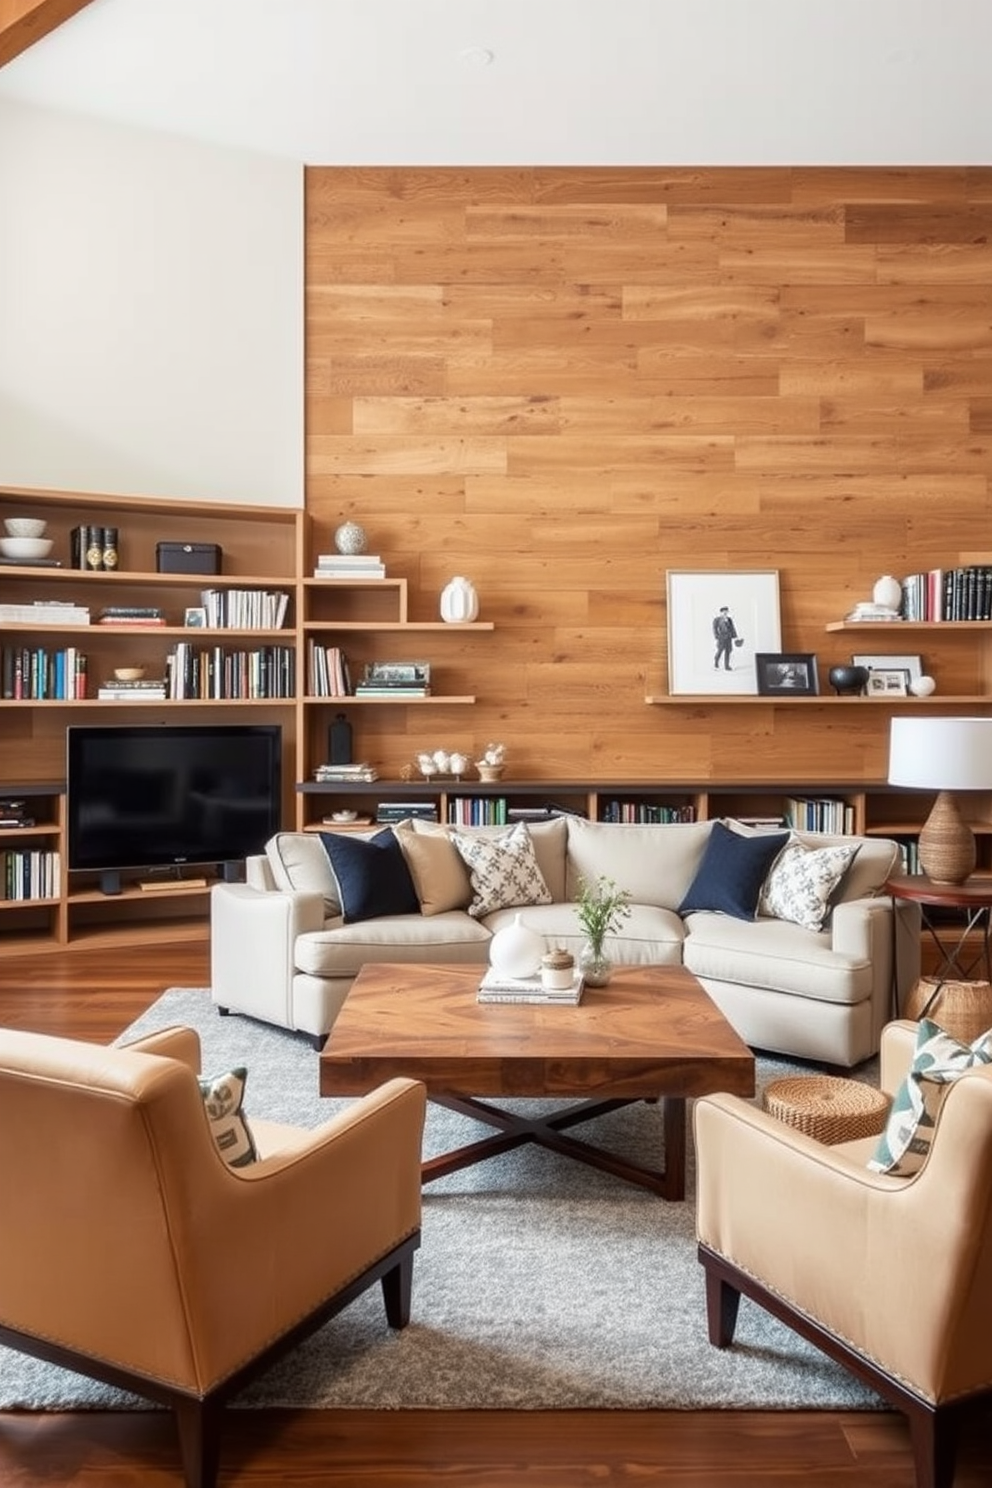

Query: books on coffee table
<box><xmin>477</xmin><ymin>968</ymin><xmax>585</xmax><ymax>1005</ymax></box>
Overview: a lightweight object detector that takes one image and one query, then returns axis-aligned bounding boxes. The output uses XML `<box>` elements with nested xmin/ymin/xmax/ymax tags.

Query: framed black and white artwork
<box><xmin>666</xmin><ymin>570</ymin><xmax>782</xmax><ymax>695</ymax></box>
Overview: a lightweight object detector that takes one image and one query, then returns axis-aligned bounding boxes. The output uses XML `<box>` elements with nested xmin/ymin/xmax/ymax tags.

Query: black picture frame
<box><xmin>755</xmin><ymin>652</ymin><xmax>819</xmax><ymax>697</ymax></box>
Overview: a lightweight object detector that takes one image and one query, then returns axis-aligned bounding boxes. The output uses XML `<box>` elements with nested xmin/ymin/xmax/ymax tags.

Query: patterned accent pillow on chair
<box><xmin>450</xmin><ymin>821</ymin><xmax>552</xmax><ymax>918</ymax></box>
<box><xmin>199</xmin><ymin>1067</ymin><xmax>258</xmax><ymax>1169</ymax></box>
<box><xmin>868</xmin><ymin>1019</ymin><xmax>992</xmax><ymax>1175</ymax></box>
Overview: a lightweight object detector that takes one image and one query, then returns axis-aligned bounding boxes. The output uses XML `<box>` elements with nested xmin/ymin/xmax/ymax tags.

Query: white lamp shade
<box><xmin>888</xmin><ymin>716</ymin><xmax>992</xmax><ymax>791</ymax></box>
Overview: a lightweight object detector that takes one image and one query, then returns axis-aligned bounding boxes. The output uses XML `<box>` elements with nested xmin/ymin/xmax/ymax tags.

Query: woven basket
<box><xmin>904</xmin><ymin>977</ymin><xmax>992</xmax><ymax>1044</ymax></box>
<box><xmin>763</xmin><ymin>1075</ymin><xmax>890</xmax><ymax>1145</ymax></box>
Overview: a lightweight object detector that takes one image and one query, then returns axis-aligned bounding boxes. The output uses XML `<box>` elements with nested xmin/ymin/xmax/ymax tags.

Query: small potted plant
<box><xmin>575</xmin><ymin>874</ymin><xmax>632</xmax><ymax>986</ymax></box>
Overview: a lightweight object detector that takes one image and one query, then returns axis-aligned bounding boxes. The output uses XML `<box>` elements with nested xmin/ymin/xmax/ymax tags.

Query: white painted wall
<box><xmin>0</xmin><ymin>97</ymin><xmax>303</xmax><ymax>507</ymax></box>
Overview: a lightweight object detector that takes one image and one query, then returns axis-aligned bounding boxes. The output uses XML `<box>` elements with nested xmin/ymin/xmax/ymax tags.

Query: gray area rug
<box><xmin>0</xmin><ymin>988</ymin><xmax>883</xmax><ymax>1413</ymax></box>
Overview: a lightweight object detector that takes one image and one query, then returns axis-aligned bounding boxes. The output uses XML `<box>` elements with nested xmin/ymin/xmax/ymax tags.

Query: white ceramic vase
<box><xmin>440</xmin><ymin>576</ymin><xmax>479</xmax><ymax>623</ymax></box>
<box><xmin>489</xmin><ymin>913</ymin><xmax>544</xmax><ymax>979</ymax></box>
<box><xmin>872</xmin><ymin>575</ymin><xmax>903</xmax><ymax>610</ymax></box>
<box><xmin>909</xmin><ymin>675</ymin><xmax>937</xmax><ymax>697</ymax></box>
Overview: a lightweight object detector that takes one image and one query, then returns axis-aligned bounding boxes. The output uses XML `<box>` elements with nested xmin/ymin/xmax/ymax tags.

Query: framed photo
<box><xmin>852</xmin><ymin>653</ymin><xmax>923</xmax><ymax>681</ymax></box>
<box><xmin>666</xmin><ymin>570</ymin><xmax>781</xmax><ymax>695</ymax></box>
<box><xmin>183</xmin><ymin>607</ymin><xmax>207</xmax><ymax>628</ymax></box>
<box><xmin>867</xmin><ymin>668</ymin><xmax>910</xmax><ymax>697</ymax></box>
<box><xmin>756</xmin><ymin>653</ymin><xmax>819</xmax><ymax>697</ymax></box>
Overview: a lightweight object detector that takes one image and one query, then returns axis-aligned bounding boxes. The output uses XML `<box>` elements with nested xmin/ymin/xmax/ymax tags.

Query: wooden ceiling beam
<box><xmin>0</xmin><ymin>0</ymin><xmax>96</xmax><ymax>68</ymax></box>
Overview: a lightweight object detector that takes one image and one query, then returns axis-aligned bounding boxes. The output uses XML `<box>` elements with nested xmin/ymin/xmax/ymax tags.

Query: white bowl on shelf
<box><xmin>0</xmin><ymin>536</ymin><xmax>53</xmax><ymax>560</ymax></box>
<box><xmin>113</xmin><ymin>667</ymin><xmax>146</xmax><ymax>682</ymax></box>
<box><xmin>3</xmin><ymin>518</ymin><xmax>47</xmax><ymax>538</ymax></box>
<box><xmin>330</xmin><ymin>809</ymin><xmax>358</xmax><ymax>823</ymax></box>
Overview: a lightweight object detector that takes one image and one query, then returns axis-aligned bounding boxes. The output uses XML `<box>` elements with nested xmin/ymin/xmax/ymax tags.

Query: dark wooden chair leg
<box><xmin>704</xmin><ymin>1265</ymin><xmax>740</xmax><ymax>1347</ymax></box>
<box><xmin>906</xmin><ymin>1400</ymin><xmax>957</xmax><ymax>1488</ymax></box>
<box><xmin>380</xmin><ymin>1249</ymin><xmax>414</xmax><ymax>1328</ymax></box>
<box><xmin>173</xmin><ymin>1395</ymin><xmax>222</xmax><ymax>1488</ymax></box>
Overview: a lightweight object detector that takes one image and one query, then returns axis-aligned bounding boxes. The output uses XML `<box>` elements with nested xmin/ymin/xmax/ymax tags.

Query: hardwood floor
<box><xmin>0</xmin><ymin>941</ymin><xmax>989</xmax><ymax>1488</ymax></box>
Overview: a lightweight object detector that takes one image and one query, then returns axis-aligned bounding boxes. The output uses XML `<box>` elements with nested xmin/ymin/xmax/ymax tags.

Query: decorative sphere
<box><xmin>828</xmin><ymin>665</ymin><xmax>869</xmax><ymax>697</ymax></box>
<box><xmin>909</xmin><ymin>675</ymin><xmax>936</xmax><ymax>698</ymax></box>
<box><xmin>334</xmin><ymin>521</ymin><xmax>367</xmax><ymax>555</ymax></box>
<box><xmin>489</xmin><ymin>913</ymin><xmax>544</xmax><ymax>979</ymax></box>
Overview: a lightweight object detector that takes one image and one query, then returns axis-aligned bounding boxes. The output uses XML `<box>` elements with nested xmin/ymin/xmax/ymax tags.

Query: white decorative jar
<box><xmin>440</xmin><ymin>576</ymin><xmax>479</xmax><ymax>623</ymax></box>
<box><xmin>489</xmin><ymin>913</ymin><xmax>544</xmax><ymax>979</ymax></box>
<box><xmin>872</xmin><ymin>575</ymin><xmax>903</xmax><ymax>611</ymax></box>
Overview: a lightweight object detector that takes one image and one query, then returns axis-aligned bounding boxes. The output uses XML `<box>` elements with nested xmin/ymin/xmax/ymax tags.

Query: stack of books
<box><xmin>97</xmin><ymin>677</ymin><xmax>168</xmax><ymax>701</ymax></box>
<box><xmin>0</xmin><ymin>798</ymin><xmax>35</xmax><ymax>828</ymax></box>
<box><xmin>98</xmin><ymin>606</ymin><xmax>165</xmax><ymax>626</ymax></box>
<box><xmin>375</xmin><ymin>801</ymin><xmax>438</xmax><ymax>823</ymax></box>
<box><xmin>477</xmin><ymin>968</ymin><xmax>585</xmax><ymax>1005</ymax></box>
<box><xmin>354</xmin><ymin>661</ymin><xmax>431</xmax><ymax>697</ymax></box>
<box><xmin>0</xmin><ymin>600</ymin><xmax>90</xmax><ymax>625</ymax></box>
<box><xmin>312</xmin><ymin>553</ymin><xmax>386</xmax><ymax>580</ymax></box>
<box><xmin>314</xmin><ymin>762</ymin><xmax>379</xmax><ymax>784</ymax></box>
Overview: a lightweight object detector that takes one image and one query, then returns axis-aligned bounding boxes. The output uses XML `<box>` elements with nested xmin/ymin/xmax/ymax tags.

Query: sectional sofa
<box><xmin>210</xmin><ymin>814</ymin><xmax>920</xmax><ymax>1067</ymax></box>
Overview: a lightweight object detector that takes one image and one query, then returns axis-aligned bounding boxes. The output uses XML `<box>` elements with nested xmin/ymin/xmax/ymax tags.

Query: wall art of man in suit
<box><xmin>712</xmin><ymin>606</ymin><xmax>739</xmax><ymax>670</ymax></box>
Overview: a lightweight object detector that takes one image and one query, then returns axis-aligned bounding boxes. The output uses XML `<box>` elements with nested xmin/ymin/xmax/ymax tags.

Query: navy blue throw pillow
<box><xmin>678</xmin><ymin>821</ymin><xmax>790</xmax><ymax>921</ymax></box>
<box><xmin>319</xmin><ymin>828</ymin><xmax>420</xmax><ymax>923</ymax></box>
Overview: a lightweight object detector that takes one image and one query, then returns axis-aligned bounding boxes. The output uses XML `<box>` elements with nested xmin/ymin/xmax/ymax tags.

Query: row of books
<box><xmin>599</xmin><ymin>801</ymin><xmax>696</xmax><ymax>824</ymax></box>
<box><xmin>308</xmin><ymin>642</ymin><xmax>352</xmax><ymax>697</ymax></box>
<box><xmin>782</xmin><ymin>796</ymin><xmax>855</xmax><ymax>835</ymax></box>
<box><xmin>165</xmin><ymin>643</ymin><xmax>296</xmax><ymax>699</ymax></box>
<box><xmin>1</xmin><ymin>848</ymin><xmax>60</xmax><ymax>902</ymax></box>
<box><xmin>1</xmin><ymin>647</ymin><xmax>88</xmax><ymax>700</ymax></box>
<box><xmin>901</xmin><ymin>566</ymin><xmax>992</xmax><ymax>622</ymax></box>
<box><xmin>447</xmin><ymin>796</ymin><xmax>510</xmax><ymax>827</ymax></box>
<box><xmin>199</xmin><ymin>588</ymin><xmax>290</xmax><ymax>629</ymax></box>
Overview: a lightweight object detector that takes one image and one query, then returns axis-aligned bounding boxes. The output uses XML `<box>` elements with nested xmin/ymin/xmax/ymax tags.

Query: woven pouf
<box><xmin>762</xmin><ymin>1075</ymin><xmax>890</xmax><ymax>1145</ymax></box>
<box><xmin>904</xmin><ymin>977</ymin><xmax>992</xmax><ymax>1045</ymax></box>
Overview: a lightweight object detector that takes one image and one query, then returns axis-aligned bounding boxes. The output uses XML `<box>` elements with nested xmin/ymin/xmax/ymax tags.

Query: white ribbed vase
<box><xmin>440</xmin><ymin>576</ymin><xmax>479</xmax><ymax>623</ymax></box>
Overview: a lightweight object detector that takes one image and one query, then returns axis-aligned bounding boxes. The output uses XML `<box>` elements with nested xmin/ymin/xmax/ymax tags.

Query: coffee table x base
<box><xmin>426</xmin><ymin>1091</ymin><xmax>685</xmax><ymax>1199</ymax></box>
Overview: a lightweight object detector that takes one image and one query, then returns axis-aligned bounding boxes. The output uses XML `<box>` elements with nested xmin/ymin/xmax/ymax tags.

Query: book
<box><xmin>477</xmin><ymin>968</ymin><xmax>585</xmax><ymax>1005</ymax></box>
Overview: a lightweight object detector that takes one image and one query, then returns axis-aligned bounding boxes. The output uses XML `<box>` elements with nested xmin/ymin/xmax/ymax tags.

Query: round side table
<box><xmin>763</xmin><ymin>1075</ymin><xmax>890</xmax><ymax>1145</ymax></box>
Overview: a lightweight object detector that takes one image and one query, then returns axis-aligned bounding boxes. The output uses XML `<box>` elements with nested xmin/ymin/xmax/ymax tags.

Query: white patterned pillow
<box><xmin>450</xmin><ymin>821</ymin><xmax>552</xmax><ymax>919</ymax></box>
<box><xmin>759</xmin><ymin>838</ymin><xmax>859</xmax><ymax>932</ymax></box>
<box><xmin>199</xmin><ymin>1066</ymin><xmax>258</xmax><ymax>1169</ymax></box>
<box><xmin>868</xmin><ymin>1019</ymin><xmax>992</xmax><ymax>1176</ymax></box>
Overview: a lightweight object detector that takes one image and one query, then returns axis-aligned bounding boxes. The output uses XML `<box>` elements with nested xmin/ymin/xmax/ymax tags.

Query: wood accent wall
<box><xmin>305</xmin><ymin>167</ymin><xmax>992</xmax><ymax>785</ymax></box>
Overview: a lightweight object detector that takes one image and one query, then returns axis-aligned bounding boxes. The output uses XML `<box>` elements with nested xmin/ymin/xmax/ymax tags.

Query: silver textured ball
<box><xmin>334</xmin><ymin>521</ymin><xmax>367</xmax><ymax>555</ymax></box>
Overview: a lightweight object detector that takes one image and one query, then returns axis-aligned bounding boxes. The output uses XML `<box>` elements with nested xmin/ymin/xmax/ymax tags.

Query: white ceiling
<box><xmin>0</xmin><ymin>0</ymin><xmax>989</xmax><ymax>167</ymax></box>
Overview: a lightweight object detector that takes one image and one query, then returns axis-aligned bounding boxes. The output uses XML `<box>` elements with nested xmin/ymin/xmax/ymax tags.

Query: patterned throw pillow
<box><xmin>199</xmin><ymin>1067</ymin><xmax>258</xmax><ymax>1169</ymax></box>
<box><xmin>759</xmin><ymin>838</ymin><xmax>860</xmax><ymax>932</ymax></box>
<box><xmin>450</xmin><ymin>821</ymin><xmax>552</xmax><ymax>919</ymax></box>
<box><xmin>868</xmin><ymin>1019</ymin><xmax>992</xmax><ymax>1176</ymax></box>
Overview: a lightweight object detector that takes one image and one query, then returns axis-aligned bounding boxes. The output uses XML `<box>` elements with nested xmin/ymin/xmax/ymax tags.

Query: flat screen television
<box><xmin>66</xmin><ymin>723</ymin><xmax>282</xmax><ymax>881</ymax></box>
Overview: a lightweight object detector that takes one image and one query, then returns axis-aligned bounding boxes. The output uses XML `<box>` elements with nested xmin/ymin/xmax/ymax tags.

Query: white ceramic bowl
<box><xmin>330</xmin><ymin>809</ymin><xmax>358</xmax><ymax>823</ymax></box>
<box><xmin>0</xmin><ymin>536</ymin><xmax>53</xmax><ymax>560</ymax></box>
<box><xmin>113</xmin><ymin>667</ymin><xmax>146</xmax><ymax>682</ymax></box>
<box><xmin>4</xmin><ymin>517</ymin><xmax>47</xmax><ymax>538</ymax></box>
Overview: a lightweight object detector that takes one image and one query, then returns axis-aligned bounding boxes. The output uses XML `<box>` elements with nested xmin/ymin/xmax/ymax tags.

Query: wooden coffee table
<box><xmin>319</xmin><ymin>962</ymin><xmax>754</xmax><ymax>1200</ymax></box>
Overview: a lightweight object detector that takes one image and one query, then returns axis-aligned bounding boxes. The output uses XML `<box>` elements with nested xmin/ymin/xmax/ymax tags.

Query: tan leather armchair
<box><xmin>695</xmin><ymin>1021</ymin><xmax>992</xmax><ymax>1488</ymax></box>
<box><xmin>0</xmin><ymin>1023</ymin><xmax>426</xmax><ymax>1488</ymax></box>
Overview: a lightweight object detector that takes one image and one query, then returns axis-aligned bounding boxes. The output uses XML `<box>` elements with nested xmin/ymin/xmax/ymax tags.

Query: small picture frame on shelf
<box><xmin>183</xmin><ymin>607</ymin><xmax>207</xmax><ymax>628</ymax></box>
<box><xmin>866</xmin><ymin>668</ymin><xmax>911</xmax><ymax>697</ymax></box>
<box><xmin>852</xmin><ymin>653</ymin><xmax>923</xmax><ymax>680</ymax></box>
<box><xmin>755</xmin><ymin>653</ymin><xmax>819</xmax><ymax>697</ymax></box>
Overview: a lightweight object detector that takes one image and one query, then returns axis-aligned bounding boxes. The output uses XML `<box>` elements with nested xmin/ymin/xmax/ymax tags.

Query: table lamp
<box><xmin>888</xmin><ymin>717</ymin><xmax>992</xmax><ymax>885</ymax></box>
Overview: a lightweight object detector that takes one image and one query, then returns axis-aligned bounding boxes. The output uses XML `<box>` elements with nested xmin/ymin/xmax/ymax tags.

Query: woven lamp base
<box><xmin>904</xmin><ymin>977</ymin><xmax>992</xmax><ymax>1044</ymax></box>
<box><xmin>763</xmin><ymin>1075</ymin><xmax>890</xmax><ymax>1145</ymax></box>
<box><xmin>918</xmin><ymin>790</ymin><xmax>977</xmax><ymax>885</ymax></box>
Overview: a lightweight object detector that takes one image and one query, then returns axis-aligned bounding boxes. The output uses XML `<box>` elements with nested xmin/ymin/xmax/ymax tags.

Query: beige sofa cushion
<box><xmin>393</xmin><ymin>820</ymin><xmax>472</xmax><ymax>915</ymax></box>
<box><xmin>294</xmin><ymin>911</ymin><xmax>491</xmax><ymax>979</ymax></box>
<box><xmin>265</xmin><ymin>832</ymin><xmax>340</xmax><ymax>916</ymax></box>
<box><xmin>565</xmin><ymin>817</ymin><xmax>713</xmax><ymax>910</ymax></box>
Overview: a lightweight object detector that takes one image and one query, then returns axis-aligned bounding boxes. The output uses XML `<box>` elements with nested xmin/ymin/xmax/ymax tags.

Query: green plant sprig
<box><xmin>575</xmin><ymin>874</ymin><xmax>632</xmax><ymax>953</ymax></box>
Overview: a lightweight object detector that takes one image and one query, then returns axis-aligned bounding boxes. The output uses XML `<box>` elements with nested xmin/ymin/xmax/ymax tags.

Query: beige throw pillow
<box><xmin>393</xmin><ymin>820</ymin><xmax>472</xmax><ymax>915</ymax></box>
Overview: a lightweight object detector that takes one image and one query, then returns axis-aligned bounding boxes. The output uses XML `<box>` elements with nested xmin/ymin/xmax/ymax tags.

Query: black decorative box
<box><xmin>155</xmin><ymin>542</ymin><xmax>222</xmax><ymax>575</ymax></box>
